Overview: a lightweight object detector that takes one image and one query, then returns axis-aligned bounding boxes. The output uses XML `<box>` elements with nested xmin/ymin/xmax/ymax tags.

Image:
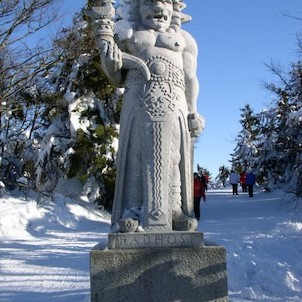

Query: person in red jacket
<box><xmin>194</xmin><ymin>173</ymin><xmax>205</xmax><ymax>221</ymax></box>
<box><xmin>240</xmin><ymin>171</ymin><xmax>247</xmax><ymax>192</ymax></box>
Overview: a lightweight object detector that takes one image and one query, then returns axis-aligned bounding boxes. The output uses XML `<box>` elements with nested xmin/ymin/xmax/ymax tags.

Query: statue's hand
<box><xmin>188</xmin><ymin>113</ymin><xmax>205</xmax><ymax>138</ymax></box>
<box><xmin>98</xmin><ymin>39</ymin><xmax>123</xmax><ymax>76</ymax></box>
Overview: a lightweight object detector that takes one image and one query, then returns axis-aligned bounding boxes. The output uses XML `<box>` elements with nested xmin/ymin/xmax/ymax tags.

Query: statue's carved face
<box><xmin>139</xmin><ymin>0</ymin><xmax>173</xmax><ymax>31</ymax></box>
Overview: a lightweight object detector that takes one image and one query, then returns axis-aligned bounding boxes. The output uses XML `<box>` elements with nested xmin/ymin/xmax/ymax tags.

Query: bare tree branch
<box><xmin>0</xmin><ymin>0</ymin><xmax>60</xmax><ymax>48</ymax></box>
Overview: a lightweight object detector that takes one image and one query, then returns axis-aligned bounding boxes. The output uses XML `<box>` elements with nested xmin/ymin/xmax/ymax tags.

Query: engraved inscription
<box><xmin>108</xmin><ymin>232</ymin><xmax>204</xmax><ymax>250</ymax></box>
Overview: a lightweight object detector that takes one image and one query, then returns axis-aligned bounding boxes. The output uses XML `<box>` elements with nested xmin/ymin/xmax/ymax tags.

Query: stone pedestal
<box><xmin>90</xmin><ymin>238</ymin><xmax>228</xmax><ymax>302</ymax></box>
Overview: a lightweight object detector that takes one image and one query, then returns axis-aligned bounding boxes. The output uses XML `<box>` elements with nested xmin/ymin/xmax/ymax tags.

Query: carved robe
<box><xmin>111</xmin><ymin>49</ymin><xmax>194</xmax><ymax>231</ymax></box>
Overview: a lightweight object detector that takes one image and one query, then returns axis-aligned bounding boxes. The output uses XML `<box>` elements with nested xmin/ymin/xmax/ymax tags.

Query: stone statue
<box><xmin>89</xmin><ymin>0</ymin><xmax>204</xmax><ymax>233</ymax></box>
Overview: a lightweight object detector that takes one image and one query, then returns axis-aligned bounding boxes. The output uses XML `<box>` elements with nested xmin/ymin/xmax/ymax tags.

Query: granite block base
<box><xmin>90</xmin><ymin>244</ymin><xmax>228</xmax><ymax>302</ymax></box>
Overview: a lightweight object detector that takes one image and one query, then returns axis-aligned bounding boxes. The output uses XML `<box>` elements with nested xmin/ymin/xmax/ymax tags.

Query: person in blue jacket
<box><xmin>246</xmin><ymin>171</ymin><xmax>256</xmax><ymax>197</ymax></box>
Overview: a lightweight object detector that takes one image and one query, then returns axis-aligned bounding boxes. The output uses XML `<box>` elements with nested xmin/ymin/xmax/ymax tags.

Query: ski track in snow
<box><xmin>0</xmin><ymin>189</ymin><xmax>301</xmax><ymax>301</ymax></box>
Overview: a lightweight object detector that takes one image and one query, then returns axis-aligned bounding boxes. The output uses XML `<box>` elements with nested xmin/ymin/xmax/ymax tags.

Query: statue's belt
<box><xmin>126</xmin><ymin>55</ymin><xmax>185</xmax><ymax>90</ymax></box>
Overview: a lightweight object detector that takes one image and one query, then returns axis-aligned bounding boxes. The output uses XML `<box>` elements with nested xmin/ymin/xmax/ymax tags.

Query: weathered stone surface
<box><xmin>108</xmin><ymin>231</ymin><xmax>204</xmax><ymax>249</ymax></box>
<box><xmin>89</xmin><ymin>0</ymin><xmax>205</xmax><ymax>233</ymax></box>
<box><xmin>90</xmin><ymin>245</ymin><xmax>228</xmax><ymax>302</ymax></box>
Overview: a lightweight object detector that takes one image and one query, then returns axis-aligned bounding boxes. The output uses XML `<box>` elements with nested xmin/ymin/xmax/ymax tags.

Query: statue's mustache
<box><xmin>147</xmin><ymin>14</ymin><xmax>168</xmax><ymax>21</ymax></box>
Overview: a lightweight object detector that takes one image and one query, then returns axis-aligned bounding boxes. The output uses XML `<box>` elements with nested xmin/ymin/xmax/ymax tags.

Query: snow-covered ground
<box><xmin>0</xmin><ymin>188</ymin><xmax>301</xmax><ymax>301</ymax></box>
<box><xmin>0</xmin><ymin>190</ymin><xmax>111</xmax><ymax>302</ymax></box>
<box><xmin>199</xmin><ymin>189</ymin><xmax>302</xmax><ymax>301</ymax></box>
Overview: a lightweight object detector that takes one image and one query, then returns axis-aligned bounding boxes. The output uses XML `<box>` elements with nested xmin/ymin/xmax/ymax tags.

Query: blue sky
<box><xmin>60</xmin><ymin>0</ymin><xmax>301</xmax><ymax>176</ymax></box>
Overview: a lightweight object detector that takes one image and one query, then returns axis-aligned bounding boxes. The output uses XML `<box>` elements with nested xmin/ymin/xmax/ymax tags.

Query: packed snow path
<box><xmin>198</xmin><ymin>189</ymin><xmax>302</xmax><ymax>301</ymax></box>
<box><xmin>0</xmin><ymin>189</ymin><xmax>301</xmax><ymax>301</ymax></box>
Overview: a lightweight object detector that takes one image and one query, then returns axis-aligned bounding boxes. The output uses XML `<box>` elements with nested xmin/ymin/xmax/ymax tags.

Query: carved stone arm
<box><xmin>86</xmin><ymin>1</ymin><xmax>150</xmax><ymax>86</ymax></box>
<box><xmin>188</xmin><ymin>112</ymin><xmax>205</xmax><ymax>138</ymax></box>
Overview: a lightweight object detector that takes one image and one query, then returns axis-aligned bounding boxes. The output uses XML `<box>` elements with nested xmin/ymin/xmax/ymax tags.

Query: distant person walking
<box><xmin>229</xmin><ymin>170</ymin><xmax>240</xmax><ymax>195</ymax></box>
<box><xmin>194</xmin><ymin>173</ymin><xmax>205</xmax><ymax>221</ymax></box>
<box><xmin>246</xmin><ymin>171</ymin><xmax>256</xmax><ymax>197</ymax></box>
<box><xmin>240</xmin><ymin>171</ymin><xmax>247</xmax><ymax>192</ymax></box>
